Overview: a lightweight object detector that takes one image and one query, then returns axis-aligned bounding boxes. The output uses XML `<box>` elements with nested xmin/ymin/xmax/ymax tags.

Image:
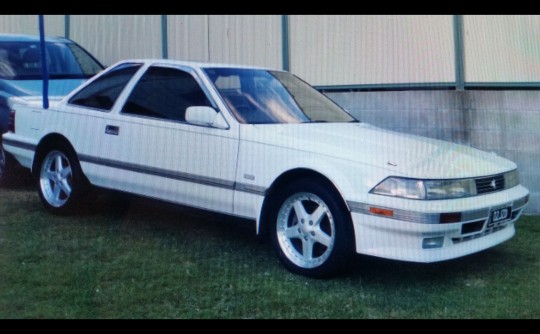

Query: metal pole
<box><xmin>281</xmin><ymin>15</ymin><xmax>290</xmax><ymax>71</ymax></box>
<box><xmin>39</xmin><ymin>15</ymin><xmax>49</xmax><ymax>109</ymax></box>
<box><xmin>453</xmin><ymin>15</ymin><xmax>465</xmax><ymax>91</ymax></box>
<box><xmin>161</xmin><ymin>15</ymin><xmax>168</xmax><ymax>59</ymax></box>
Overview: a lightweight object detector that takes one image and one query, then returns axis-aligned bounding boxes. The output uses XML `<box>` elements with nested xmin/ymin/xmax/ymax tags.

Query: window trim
<box><xmin>118</xmin><ymin>64</ymin><xmax>230</xmax><ymax>130</ymax></box>
<box><xmin>66</xmin><ymin>62</ymin><xmax>144</xmax><ymax>113</ymax></box>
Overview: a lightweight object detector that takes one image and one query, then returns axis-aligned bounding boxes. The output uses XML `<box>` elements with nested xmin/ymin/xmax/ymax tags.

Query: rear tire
<box><xmin>37</xmin><ymin>142</ymin><xmax>89</xmax><ymax>214</ymax></box>
<box><xmin>269</xmin><ymin>179</ymin><xmax>354</xmax><ymax>278</ymax></box>
<box><xmin>0</xmin><ymin>144</ymin><xmax>21</xmax><ymax>187</ymax></box>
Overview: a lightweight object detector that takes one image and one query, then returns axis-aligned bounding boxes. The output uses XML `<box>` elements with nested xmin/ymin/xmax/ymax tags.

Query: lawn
<box><xmin>1</xmin><ymin>185</ymin><xmax>539</xmax><ymax>319</ymax></box>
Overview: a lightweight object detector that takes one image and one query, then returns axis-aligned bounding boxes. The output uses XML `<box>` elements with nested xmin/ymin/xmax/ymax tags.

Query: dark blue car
<box><xmin>0</xmin><ymin>34</ymin><xmax>104</xmax><ymax>185</ymax></box>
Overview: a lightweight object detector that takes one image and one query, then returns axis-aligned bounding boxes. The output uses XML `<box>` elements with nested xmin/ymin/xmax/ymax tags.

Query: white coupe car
<box><xmin>2</xmin><ymin>59</ymin><xmax>530</xmax><ymax>277</ymax></box>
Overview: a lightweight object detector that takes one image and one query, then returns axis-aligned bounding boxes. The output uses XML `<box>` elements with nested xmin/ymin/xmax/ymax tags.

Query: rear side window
<box><xmin>121</xmin><ymin>66</ymin><xmax>211</xmax><ymax>122</ymax></box>
<box><xmin>68</xmin><ymin>63</ymin><xmax>142</xmax><ymax>111</ymax></box>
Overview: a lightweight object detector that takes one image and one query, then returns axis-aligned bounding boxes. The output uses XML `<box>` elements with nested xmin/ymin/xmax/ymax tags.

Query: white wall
<box><xmin>4</xmin><ymin>15</ymin><xmax>540</xmax><ymax>86</ymax></box>
<box><xmin>207</xmin><ymin>15</ymin><xmax>282</xmax><ymax>68</ymax></box>
<box><xmin>167</xmin><ymin>15</ymin><xmax>282</xmax><ymax>67</ymax></box>
<box><xmin>167</xmin><ymin>15</ymin><xmax>209</xmax><ymax>62</ymax></box>
<box><xmin>70</xmin><ymin>15</ymin><xmax>162</xmax><ymax>66</ymax></box>
<box><xmin>289</xmin><ymin>15</ymin><xmax>456</xmax><ymax>86</ymax></box>
<box><xmin>0</xmin><ymin>15</ymin><xmax>64</xmax><ymax>37</ymax></box>
<box><xmin>464</xmin><ymin>15</ymin><xmax>540</xmax><ymax>83</ymax></box>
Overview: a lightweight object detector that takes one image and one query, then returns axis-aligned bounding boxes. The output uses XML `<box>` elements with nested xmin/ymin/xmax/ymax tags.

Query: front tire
<box><xmin>269</xmin><ymin>179</ymin><xmax>354</xmax><ymax>278</ymax></box>
<box><xmin>37</xmin><ymin>143</ymin><xmax>88</xmax><ymax>214</ymax></box>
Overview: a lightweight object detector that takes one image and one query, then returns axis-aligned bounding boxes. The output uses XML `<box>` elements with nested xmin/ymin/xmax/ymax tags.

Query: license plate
<box><xmin>487</xmin><ymin>207</ymin><xmax>512</xmax><ymax>228</ymax></box>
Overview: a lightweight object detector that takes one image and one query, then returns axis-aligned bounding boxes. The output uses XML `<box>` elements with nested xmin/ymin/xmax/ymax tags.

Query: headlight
<box><xmin>370</xmin><ymin>177</ymin><xmax>426</xmax><ymax>199</ymax></box>
<box><xmin>504</xmin><ymin>169</ymin><xmax>519</xmax><ymax>189</ymax></box>
<box><xmin>424</xmin><ymin>179</ymin><xmax>476</xmax><ymax>199</ymax></box>
<box><xmin>371</xmin><ymin>177</ymin><xmax>477</xmax><ymax>200</ymax></box>
<box><xmin>371</xmin><ymin>170</ymin><xmax>520</xmax><ymax>200</ymax></box>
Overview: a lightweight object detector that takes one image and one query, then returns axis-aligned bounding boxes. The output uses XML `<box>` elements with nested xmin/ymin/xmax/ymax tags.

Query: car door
<box><xmin>56</xmin><ymin>62</ymin><xmax>144</xmax><ymax>178</ymax></box>
<box><xmin>90</xmin><ymin>64</ymin><xmax>239</xmax><ymax>214</ymax></box>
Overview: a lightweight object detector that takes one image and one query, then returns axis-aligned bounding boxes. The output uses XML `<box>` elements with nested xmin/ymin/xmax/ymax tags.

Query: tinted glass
<box><xmin>68</xmin><ymin>63</ymin><xmax>142</xmax><ymax>111</ymax></box>
<box><xmin>122</xmin><ymin>66</ymin><xmax>211</xmax><ymax>122</ymax></box>
<box><xmin>204</xmin><ymin>68</ymin><xmax>356</xmax><ymax>124</ymax></box>
<box><xmin>66</xmin><ymin>43</ymin><xmax>103</xmax><ymax>76</ymax></box>
<box><xmin>0</xmin><ymin>41</ymin><xmax>103</xmax><ymax>80</ymax></box>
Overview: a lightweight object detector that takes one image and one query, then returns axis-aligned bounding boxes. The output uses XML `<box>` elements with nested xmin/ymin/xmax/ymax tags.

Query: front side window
<box><xmin>68</xmin><ymin>63</ymin><xmax>142</xmax><ymax>111</ymax></box>
<box><xmin>203</xmin><ymin>68</ymin><xmax>356</xmax><ymax>124</ymax></box>
<box><xmin>121</xmin><ymin>66</ymin><xmax>211</xmax><ymax>122</ymax></box>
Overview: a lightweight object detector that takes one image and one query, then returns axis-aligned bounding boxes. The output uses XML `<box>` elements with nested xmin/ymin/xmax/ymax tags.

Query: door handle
<box><xmin>105</xmin><ymin>125</ymin><xmax>119</xmax><ymax>136</ymax></box>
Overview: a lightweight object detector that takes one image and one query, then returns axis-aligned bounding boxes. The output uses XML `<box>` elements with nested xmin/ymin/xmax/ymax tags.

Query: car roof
<box><xmin>0</xmin><ymin>33</ymin><xmax>72</xmax><ymax>44</ymax></box>
<box><xmin>114</xmin><ymin>59</ymin><xmax>279</xmax><ymax>72</ymax></box>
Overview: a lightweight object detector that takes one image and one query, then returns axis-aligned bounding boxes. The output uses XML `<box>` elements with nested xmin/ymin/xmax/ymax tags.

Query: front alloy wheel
<box><xmin>270</xmin><ymin>180</ymin><xmax>353</xmax><ymax>278</ymax></box>
<box><xmin>276</xmin><ymin>192</ymin><xmax>336</xmax><ymax>269</ymax></box>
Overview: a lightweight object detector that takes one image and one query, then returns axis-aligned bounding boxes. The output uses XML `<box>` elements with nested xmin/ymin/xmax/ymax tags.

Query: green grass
<box><xmin>1</xmin><ymin>185</ymin><xmax>539</xmax><ymax>319</ymax></box>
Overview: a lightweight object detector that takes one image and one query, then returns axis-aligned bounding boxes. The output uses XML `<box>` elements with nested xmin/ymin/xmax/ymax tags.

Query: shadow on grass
<box><xmin>68</xmin><ymin>189</ymin><xmax>529</xmax><ymax>287</ymax></box>
<box><xmin>1</xmin><ymin>168</ymin><xmax>35</xmax><ymax>190</ymax></box>
<box><xmin>347</xmin><ymin>248</ymin><xmax>517</xmax><ymax>285</ymax></box>
<box><xmin>77</xmin><ymin>189</ymin><xmax>256</xmax><ymax>234</ymax></box>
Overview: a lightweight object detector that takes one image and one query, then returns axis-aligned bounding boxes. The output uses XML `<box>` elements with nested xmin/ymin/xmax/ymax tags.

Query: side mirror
<box><xmin>185</xmin><ymin>106</ymin><xmax>228</xmax><ymax>129</ymax></box>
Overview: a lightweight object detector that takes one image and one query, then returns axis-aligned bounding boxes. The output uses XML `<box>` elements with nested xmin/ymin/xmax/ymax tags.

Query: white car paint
<box><xmin>2</xmin><ymin>59</ymin><xmax>529</xmax><ymax>267</ymax></box>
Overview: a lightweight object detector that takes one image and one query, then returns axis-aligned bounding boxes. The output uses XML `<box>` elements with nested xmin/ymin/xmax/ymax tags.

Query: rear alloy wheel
<box><xmin>38</xmin><ymin>144</ymin><xmax>87</xmax><ymax>214</ymax></box>
<box><xmin>270</xmin><ymin>180</ymin><xmax>353</xmax><ymax>278</ymax></box>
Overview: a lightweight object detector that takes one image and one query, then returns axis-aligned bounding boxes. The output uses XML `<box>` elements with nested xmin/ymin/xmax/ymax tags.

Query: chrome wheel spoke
<box><xmin>60</xmin><ymin>166</ymin><xmax>72</xmax><ymax>178</ymax></box>
<box><xmin>55</xmin><ymin>155</ymin><xmax>64</xmax><ymax>172</ymax></box>
<box><xmin>46</xmin><ymin>171</ymin><xmax>56</xmax><ymax>181</ymax></box>
<box><xmin>285</xmin><ymin>225</ymin><xmax>302</xmax><ymax>239</ymax></box>
<box><xmin>293</xmin><ymin>201</ymin><xmax>308</xmax><ymax>222</ymax></box>
<box><xmin>311</xmin><ymin>205</ymin><xmax>326</xmax><ymax>226</ymax></box>
<box><xmin>302</xmin><ymin>238</ymin><xmax>314</xmax><ymax>261</ymax></box>
<box><xmin>313</xmin><ymin>228</ymin><xmax>332</xmax><ymax>247</ymax></box>
<box><xmin>59</xmin><ymin>179</ymin><xmax>72</xmax><ymax>196</ymax></box>
<box><xmin>52</xmin><ymin>183</ymin><xmax>62</xmax><ymax>201</ymax></box>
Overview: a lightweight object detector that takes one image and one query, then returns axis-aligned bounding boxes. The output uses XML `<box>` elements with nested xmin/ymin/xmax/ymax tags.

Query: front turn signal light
<box><xmin>369</xmin><ymin>207</ymin><xmax>394</xmax><ymax>217</ymax></box>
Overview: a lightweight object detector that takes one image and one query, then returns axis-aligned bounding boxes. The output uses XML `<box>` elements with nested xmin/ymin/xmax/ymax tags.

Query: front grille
<box><xmin>461</xmin><ymin>220</ymin><xmax>486</xmax><ymax>235</ymax></box>
<box><xmin>452</xmin><ymin>224</ymin><xmax>508</xmax><ymax>244</ymax></box>
<box><xmin>475</xmin><ymin>174</ymin><xmax>505</xmax><ymax>195</ymax></box>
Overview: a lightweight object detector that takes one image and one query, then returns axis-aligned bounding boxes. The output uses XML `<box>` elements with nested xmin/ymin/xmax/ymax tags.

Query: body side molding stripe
<box><xmin>2</xmin><ymin>138</ymin><xmax>37</xmax><ymax>151</ymax></box>
<box><xmin>235</xmin><ymin>183</ymin><xmax>267</xmax><ymax>196</ymax></box>
<box><xmin>78</xmin><ymin>154</ymin><xmax>266</xmax><ymax>196</ymax></box>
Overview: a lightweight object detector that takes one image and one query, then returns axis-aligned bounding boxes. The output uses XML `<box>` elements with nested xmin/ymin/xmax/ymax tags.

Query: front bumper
<box><xmin>349</xmin><ymin>185</ymin><xmax>529</xmax><ymax>262</ymax></box>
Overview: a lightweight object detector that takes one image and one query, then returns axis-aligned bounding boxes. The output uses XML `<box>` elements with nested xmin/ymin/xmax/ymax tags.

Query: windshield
<box><xmin>203</xmin><ymin>68</ymin><xmax>356</xmax><ymax>124</ymax></box>
<box><xmin>0</xmin><ymin>41</ymin><xmax>103</xmax><ymax>80</ymax></box>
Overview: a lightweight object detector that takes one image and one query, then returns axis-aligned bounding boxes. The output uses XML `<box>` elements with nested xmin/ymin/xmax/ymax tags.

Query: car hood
<box><xmin>242</xmin><ymin>122</ymin><xmax>515</xmax><ymax>179</ymax></box>
<box><xmin>0</xmin><ymin>79</ymin><xmax>84</xmax><ymax>97</ymax></box>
